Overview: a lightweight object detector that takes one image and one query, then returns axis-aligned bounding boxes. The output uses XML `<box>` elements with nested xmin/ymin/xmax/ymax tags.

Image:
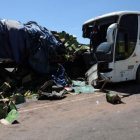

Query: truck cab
<box><xmin>83</xmin><ymin>11</ymin><xmax>140</xmax><ymax>86</ymax></box>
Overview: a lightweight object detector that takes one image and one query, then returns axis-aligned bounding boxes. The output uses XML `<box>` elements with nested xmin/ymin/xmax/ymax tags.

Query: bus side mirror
<box><xmin>106</xmin><ymin>23</ymin><xmax>117</xmax><ymax>43</ymax></box>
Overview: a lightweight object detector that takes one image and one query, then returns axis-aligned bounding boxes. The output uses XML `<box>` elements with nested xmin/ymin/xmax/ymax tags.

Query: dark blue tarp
<box><xmin>0</xmin><ymin>19</ymin><xmax>64</xmax><ymax>74</ymax></box>
<box><xmin>52</xmin><ymin>64</ymin><xmax>67</xmax><ymax>86</ymax></box>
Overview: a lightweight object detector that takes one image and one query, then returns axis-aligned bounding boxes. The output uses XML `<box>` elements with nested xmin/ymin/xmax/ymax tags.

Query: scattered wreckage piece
<box><xmin>0</xmin><ymin>109</ymin><xmax>19</xmax><ymax>125</ymax></box>
<box><xmin>39</xmin><ymin>89</ymin><xmax>67</xmax><ymax>99</ymax></box>
<box><xmin>85</xmin><ymin>63</ymin><xmax>109</xmax><ymax>90</ymax></box>
<box><xmin>0</xmin><ymin>100</ymin><xmax>8</xmax><ymax>119</ymax></box>
<box><xmin>106</xmin><ymin>92</ymin><xmax>124</xmax><ymax>104</ymax></box>
<box><xmin>64</xmin><ymin>80</ymin><xmax>95</xmax><ymax>94</ymax></box>
<box><xmin>0</xmin><ymin>91</ymin><xmax>18</xmax><ymax>125</ymax></box>
<box><xmin>12</xmin><ymin>93</ymin><xmax>25</xmax><ymax>104</ymax></box>
<box><xmin>71</xmin><ymin>85</ymin><xmax>94</xmax><ymax>94</ymax></box>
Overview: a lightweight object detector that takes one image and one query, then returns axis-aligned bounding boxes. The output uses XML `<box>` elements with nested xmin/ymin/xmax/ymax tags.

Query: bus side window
<box><xmin>115</xmin><ymin>14</ymin><xmax>138</xmax><ymax>61</ymax></box>
<box><xmin>115</xmin><ymin>30</ymin><xmax>128</xmax><ymax>60</ymax></box>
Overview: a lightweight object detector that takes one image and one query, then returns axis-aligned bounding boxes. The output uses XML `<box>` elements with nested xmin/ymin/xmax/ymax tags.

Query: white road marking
<box><xmin>19</xmin><ymin>93</ymin><xmax>104</xmax><ymax>113</ymax></box>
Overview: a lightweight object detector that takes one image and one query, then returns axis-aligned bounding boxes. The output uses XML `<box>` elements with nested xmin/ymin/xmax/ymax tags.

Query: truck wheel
<box><xmin>136</xmin><ymin>66</ymin><xmax>140</xmax><ymax>84</ymax></box>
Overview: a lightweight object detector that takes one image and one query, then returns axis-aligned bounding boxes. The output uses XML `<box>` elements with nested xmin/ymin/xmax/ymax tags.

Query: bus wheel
<box><xmin>136</xmin><ymin>66</ymin><xmax>140</xmax><ymax>84</ymax></box>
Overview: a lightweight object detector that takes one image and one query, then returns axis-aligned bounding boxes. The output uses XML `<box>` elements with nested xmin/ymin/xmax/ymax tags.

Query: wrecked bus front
<box><xmin>83</xmin><ymin>11</ymin><xmax>140</xmax><ymax>87</ymax></box>
<box><xmin>83</xmin><ymin>13</ymin><xmax>119</xmax><ymax>86</ymax></box>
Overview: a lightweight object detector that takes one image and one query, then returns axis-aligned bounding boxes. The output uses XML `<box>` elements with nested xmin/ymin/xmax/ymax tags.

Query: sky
<box><xmin>0</xmin><ymin>0</ymin><xmax>140</xmax><ymax>44</ymax></box>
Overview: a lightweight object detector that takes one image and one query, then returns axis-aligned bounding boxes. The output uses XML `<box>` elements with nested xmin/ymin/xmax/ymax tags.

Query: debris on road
<box><xmin>96</xmin><ymin>100</ymin><xmax>99</xmax><ymax>105</ymax></box>
<box><xmin>71</xmin><ymin>85</ymin><xmax>94</xmax><ymax>94</ymax></box>
<box><xmin>0</xmin><ymin>19</ymin><xmax>93</xmax><ymax>125</ymax></box>
<box><xmin>64</xmin><ymin>87</ymin><xmax>74</xmax><ymax>92</ymax></box>
<box><xmin>0</xmin><ymin>109</ymin><xmax>19</xmax><ymax>125</ymax></box>
<box><xmin>12</xmin><ymin>93</ymin><xmax>25</xmax><ymax>104</ymax></box>
<box><xmin>106</xmin><ymin>92</ymin><xmax>123</xmax><ymax>104</ymax></box>
<box><xmin>39</xmin><ymin>89</ymin><xmax>67</xmax><ymax>99</ymax></box>
<box><xmin>0</xmin><ymin>91</ymin><xmax>18</xmax><ymax>125</ymax></box>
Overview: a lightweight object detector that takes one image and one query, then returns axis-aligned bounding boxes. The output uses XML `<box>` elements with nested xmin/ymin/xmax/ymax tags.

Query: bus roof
<box><xmin>83</xmin><ymin>11</ymin><xmax>140</xmax><ymax>26</ymax></box>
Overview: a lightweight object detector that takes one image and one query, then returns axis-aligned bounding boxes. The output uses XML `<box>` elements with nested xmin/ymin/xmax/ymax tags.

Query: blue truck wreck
<box><xmin>0</xmin><ymin>19</ymin><xmax>67</xmax><ymax>86</ymax></box>
<box><xmin>0</xmin><ymin>19</ymin><xmax>65</xmax><ymax>74</ymax></box>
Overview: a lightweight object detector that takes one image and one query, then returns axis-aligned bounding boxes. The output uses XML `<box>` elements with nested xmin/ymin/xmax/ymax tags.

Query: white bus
<box><xmin>83</xmin><ymin>11</ymin><xmax>140</xmax><ymax>87</ymax></box>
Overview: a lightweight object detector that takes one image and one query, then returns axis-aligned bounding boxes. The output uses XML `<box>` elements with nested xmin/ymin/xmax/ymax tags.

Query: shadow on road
<box><xmin>104</xmin><ymin>81</ymin><xmax>140</xmax><ymax>95</ymax></box>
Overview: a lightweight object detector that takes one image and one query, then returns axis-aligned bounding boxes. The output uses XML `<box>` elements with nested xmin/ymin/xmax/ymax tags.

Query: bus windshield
<box><xmin>83</xmin><ymin>16</ymin><xmax>118</xmax><ymax>52</ymax></box>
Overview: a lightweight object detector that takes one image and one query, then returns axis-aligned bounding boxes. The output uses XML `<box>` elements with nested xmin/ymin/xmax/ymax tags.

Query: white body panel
<box><xmin>107</xmin><ymin>15</ymin><xmax>140</xmax><ymax>83</ymax></box>
<box><xmin>84</xmin><ymin>11</ymin><xmax>140</xmax><ymax>25</ymax></box>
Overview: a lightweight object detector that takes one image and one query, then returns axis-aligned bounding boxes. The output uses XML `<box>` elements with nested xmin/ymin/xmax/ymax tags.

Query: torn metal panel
<box><xmin>85</xmin><ymin>64</ymin><xmax>98</xmax><ymax>85</ymax></box>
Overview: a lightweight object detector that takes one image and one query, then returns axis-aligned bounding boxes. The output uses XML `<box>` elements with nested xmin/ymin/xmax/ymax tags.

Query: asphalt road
<box><xmin>0</xmin><ymin>81</ymin><xmax>140</xmax><ymax>140</ymax></box>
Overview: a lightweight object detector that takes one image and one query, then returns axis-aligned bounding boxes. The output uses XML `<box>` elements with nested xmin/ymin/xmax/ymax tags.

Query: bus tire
<box><xmin>136</xmin><ymin>66</ymin><xmax>140</xmax><ymax>84</ymax></box>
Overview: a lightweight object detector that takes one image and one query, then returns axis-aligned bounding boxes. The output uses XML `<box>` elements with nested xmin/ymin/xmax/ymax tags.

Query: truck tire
<box><xmin>136</xmin><ymin>66</ymin><xmax>140</xmax><ymax>84</ymax></box>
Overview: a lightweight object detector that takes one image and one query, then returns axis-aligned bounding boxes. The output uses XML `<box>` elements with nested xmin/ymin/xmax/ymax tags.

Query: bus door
<box><xmin>113</xmin><ymin>14</ymin><xmax>138</xmax><ymax>82</ymax></box>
